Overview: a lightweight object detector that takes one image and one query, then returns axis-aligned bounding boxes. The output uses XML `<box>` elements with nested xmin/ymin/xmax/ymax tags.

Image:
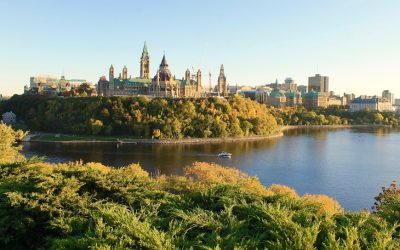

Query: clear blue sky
<box><xmin>1</xmin><ymin>0</ymin><xmax>399</xmax><ymax>97</ymax></box>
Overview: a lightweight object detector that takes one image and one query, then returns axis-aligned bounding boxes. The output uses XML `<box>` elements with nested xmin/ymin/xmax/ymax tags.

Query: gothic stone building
<box><xmin>98</xmin><ymin>42</ymin><xmax>202</xmax><ymax>98</ymax></box>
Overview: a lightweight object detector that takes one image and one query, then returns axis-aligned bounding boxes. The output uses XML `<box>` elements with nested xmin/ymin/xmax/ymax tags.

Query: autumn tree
<box><xmin>0</xmin><ymin>123</ymin><xmax>26</xmax><ymax>164</ymax></box>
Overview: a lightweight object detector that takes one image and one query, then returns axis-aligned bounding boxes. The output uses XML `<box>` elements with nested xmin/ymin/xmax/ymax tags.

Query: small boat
<box><xmin>218</xmin><ymin>152</ymin><xmax>232</xmax><ymax>158</ymax></box>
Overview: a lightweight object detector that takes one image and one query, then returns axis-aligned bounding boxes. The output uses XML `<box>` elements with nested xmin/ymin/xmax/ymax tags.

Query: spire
<box><xmin>110</xmin><ymin>64</ymin><xmax>114</xmax><ymax>69</ymax></box>
<box><xmin>220</xmin><ymin>64</ymin><xmax>224</xmax><ymax>75</ymax></box>
<box><xmin>142</xmin><ymin>41</ymin><xmax>148</xmax><ymax>57</ymax></box>
<box><xmin>160</xmin><ymin>54</ymin><xmax>168</xmax><ymax>66</ymax></box>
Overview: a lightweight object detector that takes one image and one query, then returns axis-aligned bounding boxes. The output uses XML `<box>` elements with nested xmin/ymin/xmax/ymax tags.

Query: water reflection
<box><xmin>22</xmin><ymin>139</ymin><xmax>279</xmax><ymax>175</ymax></box>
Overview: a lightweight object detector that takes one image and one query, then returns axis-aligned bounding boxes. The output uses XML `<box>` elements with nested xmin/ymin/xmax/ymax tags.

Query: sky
<box><xmin>0</xmin><ymin>0</ymin><xmax>399</xmax><ymax>97</ymax></box>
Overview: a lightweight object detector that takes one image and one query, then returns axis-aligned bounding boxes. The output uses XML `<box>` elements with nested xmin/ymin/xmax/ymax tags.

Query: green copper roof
<box><xmin>285</xmin><ymin>91</ymin><xmax>301</xmax><ymax>98</ymax></box>
<box><xmin>302</xmin><ymin>91</ymin><xmax>321</xmax><ymax>97</ymax></box>
<box><xmin>142</xmin><ymin>41</ymin><xmax>148</xmax><ymax>57</ymax></box>
<box><xmin>114</xmin><ymin>77</ymin><xmax>151</xmax><ymax>86</ymax></box>
<box><xmin>177</xmin><ymin>79</ymin><xmax>198</xmax><ymax>87</ymax></box>
<box><xmin>269</xmin><ymin>89</ymin><xmax>285</xmax><ymax>97</ymax></box>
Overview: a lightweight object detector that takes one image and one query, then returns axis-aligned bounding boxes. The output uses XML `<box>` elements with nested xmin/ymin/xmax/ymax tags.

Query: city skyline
<box><xmin>1</xmin><ymin>0</ymin><xmax>400</xmax><ymax>97</ymax></box>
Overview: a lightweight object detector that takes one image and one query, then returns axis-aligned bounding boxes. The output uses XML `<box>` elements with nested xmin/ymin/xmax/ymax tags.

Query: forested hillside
<box><xmin>0</xmin><ymin>95</ymin><xmax>278</xmax><ymax>139</ymax></box>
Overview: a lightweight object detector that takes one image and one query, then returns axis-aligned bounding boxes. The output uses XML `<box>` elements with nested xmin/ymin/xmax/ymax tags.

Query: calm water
<box><xmin>21</xmin><ymin>127</ymin><xmax>400</xmax><ymax>211</ymax></box>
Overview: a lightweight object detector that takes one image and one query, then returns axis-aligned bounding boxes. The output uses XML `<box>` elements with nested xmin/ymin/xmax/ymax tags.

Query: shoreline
<box><xmin>281</xmin><ymin>124</ymin><xmax>393</xmax><ymax>131</ymax></box>
<box><xmin>24</xmin><ymin>132</ymin><xmax>284</xmax><ymax>145</ymax></box>
<box><xmin>24</xmin><ymin>124</ymin><xmax>393</xmax><ymax>145</ymax></box>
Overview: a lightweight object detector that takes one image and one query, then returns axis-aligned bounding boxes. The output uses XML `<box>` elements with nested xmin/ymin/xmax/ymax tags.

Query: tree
<box><xmin>373</xmin><ymin>181</ymin><xmax>400</xmax><ymax>225</ymax></box>
<box><xmin>90</xmin><ymin>119</ymin><xmax>103</xmax><ymax>135</ymax></box>
<box><xmin>0</xmin><ymin>95</ymin><xmax>280</xmax><ymax>139</ymax></box>
<box><xmin>152</xmin><ymin>129</ymin><xmax>161</xmax><ymax>139</ymax></box>
<box><xmin>0</xmin><ymin>123</ymin><xmax>26</xmax><ymax>163</ymax></box>
<box><xmin>374</xmin><ymin>113</ymin><xmax>384</xmax><ymax>124</ymax></box>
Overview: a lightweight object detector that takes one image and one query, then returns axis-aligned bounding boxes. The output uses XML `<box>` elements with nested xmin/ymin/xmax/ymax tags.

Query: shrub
<box><xmin>302</xmin><ymin>194</ymin><xmax>343</xmax><ymax>215</ymax></box>
<box><xmin>183</xmin><ymin>162</ymin><xmax>270</xmax><ymax>195</ymax></box>
<box><xmin>124</xmin><ymin>163</ymin><xmax>149</xmax><ymax>178</ymax></box>
<box><xmin>267</xmin><ymin>184</ymin><xmax>299</xmax><ymax>198</ymax></box>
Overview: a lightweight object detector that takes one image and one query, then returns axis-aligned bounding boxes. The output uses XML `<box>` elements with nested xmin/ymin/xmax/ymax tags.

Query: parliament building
<box><xmin>98</xmin><ymin>42</ymin><xmax>205</xmax><ymax>98</ymax></box>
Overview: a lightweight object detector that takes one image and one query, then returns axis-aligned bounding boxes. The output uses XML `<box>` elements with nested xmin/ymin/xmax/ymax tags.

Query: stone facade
<box><xmin>24</xmin><ymin>75</ymin><xmax>93</xmax><ymax>96</ymax></box>
<box><xmin>350</xmin><ymin>96</ymin><xmax>393</xmax><ymax>112</ymax></box>
<box><xmin>99</xmin><ymin>42</ymin><xmax>202</xmax><ymax>98</ymax></box>
<box><xmin>217</xmin><ymin>65</ymin><xmax>227</xmax><ymax>96</ymax></box>
<box><xmin>302</xmin><ymin>91</ymin><xmax>329</xmax><ymax>109</ymax></box>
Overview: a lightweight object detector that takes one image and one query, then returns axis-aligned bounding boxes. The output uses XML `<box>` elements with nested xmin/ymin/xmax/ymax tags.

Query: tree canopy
<box><xmin>0</xmin><ymin>95</ymin><xmax>278</xmax><ymax>138</ymax></box>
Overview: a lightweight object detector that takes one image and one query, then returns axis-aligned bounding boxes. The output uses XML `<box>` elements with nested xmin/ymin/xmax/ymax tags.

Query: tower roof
<box><xmin>157</xmin><ymin>55</ymin><xmax>172</xmax><ymax>81</ymax></box>
<box><xmin>142</xmin><ymin>41</ymin><xmax>148</xmax><ymax>57</ymax></box>
<box><xmin>160</xmin><ymin>54</ymin><xmax>168</xmax><ymax>67</ymax></box>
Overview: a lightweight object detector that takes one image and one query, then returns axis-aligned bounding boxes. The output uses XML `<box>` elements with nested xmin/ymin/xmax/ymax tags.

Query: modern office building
<box><xmin>284</xmin><ymin>77</ymin><xmax>297</xmax><ymax>92</ymax></box>
<box><xmin>382</xmin><ymin>90</ymin><xmax>394</xmax><ymax>105</ymax></box>
<box><xmin>308</xmin><ymin>74</ymin><xmax>329</xmax><ymax>93</ymax></box>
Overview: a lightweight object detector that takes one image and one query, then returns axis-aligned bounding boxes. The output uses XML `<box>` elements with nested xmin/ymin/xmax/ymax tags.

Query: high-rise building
<box><xmin>308</xmin><ymin>74</ymin><xmax>329</xmax><ymax>93</ymax></box>
<box><xmin>382</xmin><ymin>90</ymin><xmax>394</xmax><ymax>105</ymax></box>
<box><xmin>217</xmin><ymin>64</ymin><xmax>227</xmax><ymax>96</ymax></box>
<box><xmin>284</xmin><ymin>77</ymin><xmax>297</xmax><ymax>91</ymax></box>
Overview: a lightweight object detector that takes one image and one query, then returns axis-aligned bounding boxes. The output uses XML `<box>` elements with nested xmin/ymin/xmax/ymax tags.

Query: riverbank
<box><xmin>25</xmin><ymin>131</ymin><xmax>285</xmax><ymax>144</ymax></box>
<box><xmin>281</xmin><ymin>124</ymin><xmax>393</xmax><ymax>131</ymax></box>
<box><xmin>24</xmin><ymin>124</ymin><xmax>394</xmax><ymax>145</ymax></box>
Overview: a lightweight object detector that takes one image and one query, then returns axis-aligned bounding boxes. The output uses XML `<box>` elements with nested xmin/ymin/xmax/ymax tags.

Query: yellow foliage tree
<box><xmin>0</xmin><ymin>122</ymin><xmax>26</xmax><ymax>164</ymax></box>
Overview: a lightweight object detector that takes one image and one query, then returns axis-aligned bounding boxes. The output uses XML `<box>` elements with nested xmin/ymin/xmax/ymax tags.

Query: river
<box><xmin>21</xmin><ymin>127</ymin><xmax>400</xmax><ymax>211</ymax></box>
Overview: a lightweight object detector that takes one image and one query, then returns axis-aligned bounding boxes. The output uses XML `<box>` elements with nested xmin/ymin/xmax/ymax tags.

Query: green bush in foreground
<box><xmin>0</xmin><ymin>160</ymin><xmax>399</xmax><ymax>249</ymax></box>
<box><xmin>1</xmin><ymin>123</ymin><xmax>399</xmax><ymax>249</ymax></box>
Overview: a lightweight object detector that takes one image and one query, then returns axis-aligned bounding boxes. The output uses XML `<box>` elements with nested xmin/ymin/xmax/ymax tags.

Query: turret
<box><xmin>185</xmin><ymin>69</ymin><xmax>190</xmax><ymax>81</ymax></box>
